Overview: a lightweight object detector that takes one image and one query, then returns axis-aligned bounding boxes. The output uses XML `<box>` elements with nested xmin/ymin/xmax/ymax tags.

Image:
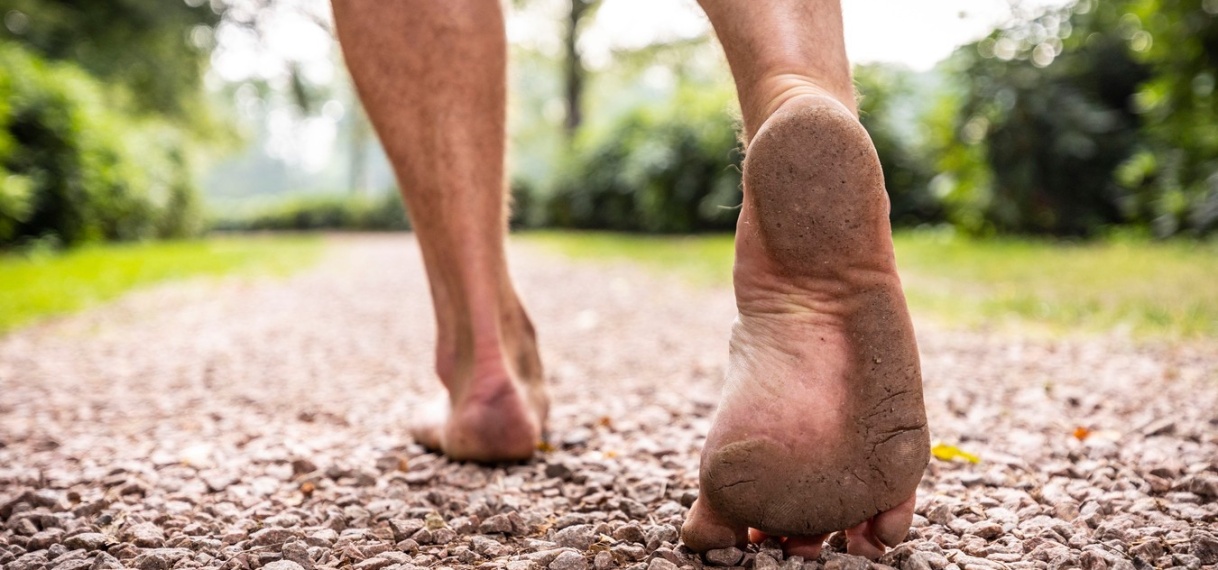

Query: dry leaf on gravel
<box><xmin>930</xmin><ymin>442</ymin><xmax>980</xmax><ymax>464</ymax></box>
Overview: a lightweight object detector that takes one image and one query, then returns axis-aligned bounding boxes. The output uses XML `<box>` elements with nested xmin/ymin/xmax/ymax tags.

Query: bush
<box><xmin>928</xmin><ymin>8</ymin><xmax>1148</xmax><ymax>237</ymax></box>
<box><xmin>523</xmin><ymin>85</ymin><xmax>744</xmax><ymax>232</ymax></box>
<box><xmin>0</xmin><ymin>43</ymin><xmax>202</xmax><ymax>248</ymax></box>
<box><xmin>930</xmin><ymin>0</ymin><xmax>1218</xmax><ymax>237</ymax></box>
<box><xmin>210</xmin><ymin>192</ymin><xmax>410</xmax><ymax>232</ymax></box>
<box><xmin>855</xmin><ymin>64</ymin><xmax>944</xmax><ymax>226</ymax></box>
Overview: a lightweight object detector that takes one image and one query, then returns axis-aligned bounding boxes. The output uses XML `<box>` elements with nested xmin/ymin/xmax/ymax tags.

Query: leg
<box><xmin>682</xmin><ymin>0</ymin><xmax>928</xmax><ymax>560</ymax></box>
<box><xmin>331</xmin><ymin>0</ymin><xmax>547</xmax><ymax>461</ymax></box>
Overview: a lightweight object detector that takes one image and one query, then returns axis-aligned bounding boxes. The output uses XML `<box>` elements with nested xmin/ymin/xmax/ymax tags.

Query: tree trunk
<box><xmin>562</xmin><ymin>0</ymin><xmax>591</xmax><ymax>138</ymax></box>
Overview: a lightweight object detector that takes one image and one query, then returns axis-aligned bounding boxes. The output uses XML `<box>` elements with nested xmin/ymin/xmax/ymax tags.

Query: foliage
<box><xmin>1117</xmin><ymin>0</ymin><xmax>1218</xmax><ymax>236</ymax></box>
<box><xmin>520</xmin><ymin>84</ymin><xmax>743</xmax><ymax>232</ymax></box>
<box><xmin>211</xmin><ymin>192</ymin><xmax>410</xmax><ymax>232</ymax></box>
<box><xmin>930</xmin><ymin>2</ymin><xmax>1149</xmax><ymax>235</ymax></box>
<box><xmin>855</xmin><ymin>64</ymin><xmax>943</xmax><ymax>226</ymax></box>
<box><xmin>0</xmin><ymin>44</ymin><xmax>202</xmax><ymax>247</ymax></box>
<box><xmin>521</xmin><ymin>230</ymin><xmax>1218</xmax><ymax>339</ymax></box>
<box><xmin>932</xmin><ymin>0</ymin><xmax>1218</xmax><ymax>236</ymax></box>
<box><xmin>0</xmin><ymin>235</ymin><xmax>321</xmax><ymax>335</ymax></box>
<box><xmin>0</xmin><ymin>0</ymin><xmax>220</xmax><ymax>126</ymax></box>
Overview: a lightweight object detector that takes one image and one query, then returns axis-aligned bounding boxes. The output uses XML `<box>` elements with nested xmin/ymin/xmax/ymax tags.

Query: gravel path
<box><xmin>1</xmin><ymin>235</ymin><xmax>1216</xmax><ymax>570</ymax></box>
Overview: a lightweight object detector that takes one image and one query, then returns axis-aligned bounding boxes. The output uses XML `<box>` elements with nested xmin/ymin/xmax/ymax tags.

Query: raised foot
<box><xmin>681</xmin><ymin>95</ymin><xmax>930</xmax><ymax>560</ymax></box>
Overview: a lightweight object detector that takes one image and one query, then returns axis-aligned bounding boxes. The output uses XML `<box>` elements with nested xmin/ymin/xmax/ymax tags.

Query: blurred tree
<box><xmin>0</xmin><ymin>45</ymin><xmax>201</xmax><ymax>246</ymax></box>
<box><xmin>930</xmin><ymin>1</ymin><xmax>1150</xmax><ymax>236</ymax></box>
<box><xmin>561</xmin><ymin>0</ymin><xmax>603</xmax><ymax>137</ymax></box>
<box><xmin>854</xmin><ymin>63</ymin><xmax>943</xmax><ymax>226</ymax></box>
<box><xmin>933</xmin><ymin>0</ymin><xmax>1218</xmax><ymax>236</ymax></box>
<box><xmin>0</xmin><ymin>0</ymin><xmax>217</xmax><ymax>247</ymax></box>
<box><xmin>0</xmin><ymin>0</ymin><xmax>220</xmax><ymax>130</ymax></box>
<box><xmin>1117</xmin><ymin>0</ymin><xmax>1218</xmax><ymax>235</ymax></box>
<box><xmin>538</xmin><ymin>83</ymin><xmax>742</xmax><ymax>232</ymax></box>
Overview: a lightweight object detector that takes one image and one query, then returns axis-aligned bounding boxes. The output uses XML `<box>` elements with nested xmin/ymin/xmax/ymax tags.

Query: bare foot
<box><xmin>681</xmin><ymin>95</ymin><xmax>929</xmax><ymax>559</ymax></box>
<box><xmin>411</xmin><ymin>298</ymin><xmax>550</xmax><ymax>462</ymax></box>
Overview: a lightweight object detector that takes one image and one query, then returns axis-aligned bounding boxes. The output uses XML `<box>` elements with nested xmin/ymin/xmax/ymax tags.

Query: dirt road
<box><xmin>1</xmin><ymin>235</ymin><xmax>1215</xmax><ymax>570</ymax></box>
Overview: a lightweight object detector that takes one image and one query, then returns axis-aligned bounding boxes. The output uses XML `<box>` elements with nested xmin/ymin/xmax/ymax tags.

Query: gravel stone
<box><xmin>553</xmin><ymin>525</ymin><xmax>596</xmax><ymax>550</ymax></box>
<box><xmin>262</xmin><ymin>562</ymin><xmax>306</xmax><ymax>570</ymax></box>
<box><xmin>281</xmin><ymin>541</ymin><xmax>314</xmax><ymax>570</ymax></box>
<box><xmin>250</xmin><ymin>528</ymin><xmax>300</xmax><ymax>547</ymax></box>
<box><xmin>132</xmin><ymin>548</ymin><xmax>192</xmax><ymax>570</ymax></box>
<box><xmin>644</xmin><ymin>558</ymin><xmax>676</xmax><ymax>570</ymax></box>
<box><xmin>903</xmin><ymin>552</ymin><xmax>934</xmax><ymax>570</ymax></box>
<box><xmin>550</xmin><ymin>550</ymin><xmax>589</xmax><ymax>570</ymax></box>
<box><xmin>123</xmin><ymin>523</ymin><xmax>164</xmax><ymax>548</ymax></box>
<box><xmin>479</xmin><ymin>515</ymin><xmax>515</xmax><ymax>535</ymax></box>
<box><xmin>90</xmin><ymin>552</ymin><xmax>122</xmax><ymax>570</ymax></box>
<box><xmin>593</xmin><ymin>551</ymin><xmax>615</xmax><ymax>570</ymax></box>
<box><xmin>823</xmin><ymin>554</ymin><xmax>873</xmax><ymax>570</ymax></box>
<box><xmin>611</xmin><ymin>524</ymin><xmax>645</xmax><ymax>544</ymax></box>
<box><xmin>553</xmin><ymin>515</ymin><xmax>588</xmax><ymax>530</ymax></box>
<box><xmin>610</xmin><ymin>544</ymin><xmax>647</xmax><ymax>562</ymax></box>
<box><xmin>526</xmin><ymin>549</ymin><xmax>569</xmax><ymax>566</ymax></box>
<box><xmin>965</xmin><ymin>522</ymin><xmax>1003</xmax><ymax>540</ymax></box>
<box><xmin>642</xmin><ymin>525</ymin><xmax>678</xmax><ymax>551</ymax></box>
<box><xmin>8</xmin><ymin>552</ymin><xmax>48</xmax><ymax>570</ymax></box>
<box><xmin>704</xmin><ymin>547</ymin><xmax>744</xmax><ymax>566</ymax></box>
<box><xmin>54</xmin><ymin>558</ymin><xmax>93</xmax><ymax>570</ymax></box>
<box><xmin>545</xmin><ymin>462</ymin><xmax>575</xmax><ymax>481</ymax></box>
<box><xmin>754</xmin><ymin>552</ymin><xmax>781</xmax><ymax>570</ymax></box>
<box><xmin>472</xmin><ymin>535</ymin><xmax>507</xmax><ymax>558</ymax></box>
<box><xmin>1193</xmin><ymin>530</ymin><xmax>1218</xmax><ymax>565</ymax></box>
<box><xmin>28</xmin><ymin>529</ymin><xmax>63</xmax><ymax>551</ymax></box>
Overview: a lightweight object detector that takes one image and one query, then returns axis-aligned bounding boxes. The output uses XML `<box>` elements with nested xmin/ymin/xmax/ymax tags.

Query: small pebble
<box><xmin>704</xmin><ymin>547</ymin><xmax>744</xmax><ymax>566</ymax></box>
<box><xmin>550</xmin><ymin>550</ymin><xmax>589</xmax><ymax>570</ymax></box>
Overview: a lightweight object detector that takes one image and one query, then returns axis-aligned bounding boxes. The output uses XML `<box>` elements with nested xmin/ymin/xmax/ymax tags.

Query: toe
<box><xmin>873</xmin><ymin>492</ymin><xmax>917</xmax><ymax>547</ymax></box>
<box><xmin>782</xmin><ymin>534</ymin><xmax>828</xmax><ymax>559</ymax></box>
<box><xmin>844</xmin><ymin>519</ymin><xmax>886</xmax><ymax>560</ymax></box>
<box><xmin>681</xmin><ymin>499</ymin><xmax>747</xmax><ymax>552</ymax></box>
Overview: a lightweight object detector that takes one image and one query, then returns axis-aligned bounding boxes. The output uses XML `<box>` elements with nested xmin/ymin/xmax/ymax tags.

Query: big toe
<box><xmin>681</xmin><ymin>498</ymin><xmax>747</xmax><ymax>552</ymax></box>
<box><xmin>845</xmin><ymin>492</ymin><xmax>917</xmax><ymax>559</ymax></box>
<box><xmin>873</xmin><ymin>492</ymin><xmax>917</xmax><ymax>547</ymax></box>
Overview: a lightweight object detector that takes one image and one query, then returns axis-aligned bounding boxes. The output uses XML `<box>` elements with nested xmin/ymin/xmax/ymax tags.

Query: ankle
<box><xmin>745</xmin><ymin>74</ymin><xmax>857</xmax><ymax>144</ymax></box>
<box><xmin>433</xmin><ymin>288</ymin><xmax>541</xmax><ymax>395</ymax></box>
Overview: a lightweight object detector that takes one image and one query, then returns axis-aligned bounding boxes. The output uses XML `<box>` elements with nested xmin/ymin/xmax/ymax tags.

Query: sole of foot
<box><xmin>681</xmin><ymin>94</ymin><xmax>929</xmax><ymax>560</ymax></box>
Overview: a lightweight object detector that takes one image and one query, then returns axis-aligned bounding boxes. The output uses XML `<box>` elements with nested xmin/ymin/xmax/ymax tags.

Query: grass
<box><xmin>518</xmin><ymin>229</ymin><xmax>1218</xmax><ymax>340</ymax></box>
<box><xmin>0</xmin><ymin>235</ymin><xmax>323</xmax><ymax>335</ymax></box>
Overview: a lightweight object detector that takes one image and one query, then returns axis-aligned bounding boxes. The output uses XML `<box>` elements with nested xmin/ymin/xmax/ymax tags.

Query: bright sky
<box><xmin>212</xmin><ymin>0</ymin><xmax>1077</xmax><ymax>85</ymax></box>
<box><xmin>579</xmin><ymin>0</ymin><xmax>1074</xmax><ymax>71</ymax></box>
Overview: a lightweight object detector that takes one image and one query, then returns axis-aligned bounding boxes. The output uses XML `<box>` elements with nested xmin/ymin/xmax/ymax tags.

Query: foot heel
<box><xmin>743</xmin><ymin>96</ymin><xmax>892</xmax><ymax>276</ymax></box>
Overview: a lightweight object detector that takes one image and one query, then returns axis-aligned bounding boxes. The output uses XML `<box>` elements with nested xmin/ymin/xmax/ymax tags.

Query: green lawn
<box><xmin>0</xmin><ymin>235</ymin><xmax>322</xmax><ymax>335</ymax></box>
<box><xmin>519</xmin><ymin>230</ymin><xmax>1218</xmax><ymax>340</ymax></box>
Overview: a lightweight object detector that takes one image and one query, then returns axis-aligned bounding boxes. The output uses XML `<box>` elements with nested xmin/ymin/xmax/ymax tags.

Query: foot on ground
<box><xmin>411</xmin><ymin>302</ymin><xmax>550</xmax><ymax>463</ymax></box>
<box><xmin>681</xmin><ymin>94</ymin><xmax>930</xmax><ymax>560</ymax></box>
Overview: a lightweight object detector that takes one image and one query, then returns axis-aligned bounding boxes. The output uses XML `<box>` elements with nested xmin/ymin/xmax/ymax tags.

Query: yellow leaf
<box><xmin>931</xmin><ymin>443</ymin><xmax>980</xmax><ymax>464</ymax></box>
<box><xmin>537</xmin><ymin>440</ymin><xmax>555</xmax><ymax>453</ymax></box>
